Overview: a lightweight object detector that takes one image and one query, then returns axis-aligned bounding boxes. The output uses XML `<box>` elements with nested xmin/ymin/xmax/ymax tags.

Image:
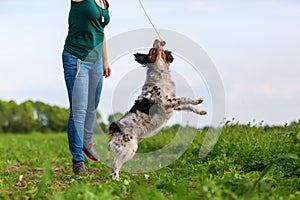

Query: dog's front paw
<box><xmin>197</xmin><ymin>98</ymin><xmax>204</xmax><ymax>104</ymax></box>
<box><xmin>199</xmin><ymin>110</ymin><xmax>207</xmax><ymax>115</ymax></box>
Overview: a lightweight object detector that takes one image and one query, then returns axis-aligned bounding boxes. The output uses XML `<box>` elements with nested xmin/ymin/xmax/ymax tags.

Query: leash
<box><xmin>138</xmin><ymin>0</ymin><xmax>163</xmax><ymax>41</ymax></box>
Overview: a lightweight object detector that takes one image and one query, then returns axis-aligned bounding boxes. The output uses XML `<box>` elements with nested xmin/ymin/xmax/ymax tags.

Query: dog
<box><xmin>108</xmin><ymin>39</ymin><xmax>207</xmax><ymax>180</ymax></box>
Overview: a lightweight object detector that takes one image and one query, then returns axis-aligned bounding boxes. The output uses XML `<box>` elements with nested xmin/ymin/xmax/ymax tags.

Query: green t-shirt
<box><xmin>64</xmin><ymin>0</ymin><xmax>110</xmax><ymax>61</ymax></box>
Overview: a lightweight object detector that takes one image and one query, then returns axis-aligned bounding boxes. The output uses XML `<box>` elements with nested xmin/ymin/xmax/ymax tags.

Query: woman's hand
<box><xmin>103</xmin><ymin>64</ymin><xmax>111</xmax><ymax>78</ymax></box>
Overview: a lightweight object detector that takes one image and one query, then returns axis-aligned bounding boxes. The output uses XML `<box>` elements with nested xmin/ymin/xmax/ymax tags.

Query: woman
<box><xmin>62</xmin><ymin>0</ymin><xmax>110</xmax><ymax>175</ymax></box>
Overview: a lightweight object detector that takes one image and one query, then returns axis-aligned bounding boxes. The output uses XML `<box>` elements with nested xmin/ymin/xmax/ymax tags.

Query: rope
<box><xmin>138</xmin><ymin>0</ymin><xmax>163</xmax><ymax>41</ymax></box>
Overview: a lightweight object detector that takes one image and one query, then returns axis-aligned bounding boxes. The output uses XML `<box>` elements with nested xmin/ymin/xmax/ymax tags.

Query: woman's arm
<box><xmin>102</xmin><ymin>34</ymin><xmax>111</xmax><ymax>78</ymax></box>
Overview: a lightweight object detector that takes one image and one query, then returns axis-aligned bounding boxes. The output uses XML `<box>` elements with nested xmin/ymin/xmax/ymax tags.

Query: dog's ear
<box><xmin>134</xmin><ymin>53</ymin><xmax>149</xmax><ymax>65</ymax></box>
<box><xmin>165</xmin><ymin>50</ymin><xmax>174</xmax><ymax>63</ymax></box>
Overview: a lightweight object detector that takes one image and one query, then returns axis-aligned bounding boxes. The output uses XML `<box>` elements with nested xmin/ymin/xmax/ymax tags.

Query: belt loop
<box><xmin>75</xmin><ymin>59</ymin><xmax>81</xmax><ymax>78</ymax></box>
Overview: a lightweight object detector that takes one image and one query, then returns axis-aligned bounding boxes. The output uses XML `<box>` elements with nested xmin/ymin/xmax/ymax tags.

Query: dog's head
<box><xmin>134</xmin><ymin>39</ymin><xmax>174</xmax><ymax>65</ymax></box>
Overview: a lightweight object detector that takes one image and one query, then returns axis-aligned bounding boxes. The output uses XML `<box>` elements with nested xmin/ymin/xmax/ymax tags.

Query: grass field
<box><xmin>0</xmin><ymin>122</ymin><xmax>299</xmax><ymax>199</ymax></box>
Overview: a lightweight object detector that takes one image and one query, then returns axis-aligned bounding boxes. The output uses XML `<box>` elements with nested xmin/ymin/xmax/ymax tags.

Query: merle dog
<box><xmin>108</xmin><ymin>40</ymin><xmax>207</xmax><ymax>180</ymax></box>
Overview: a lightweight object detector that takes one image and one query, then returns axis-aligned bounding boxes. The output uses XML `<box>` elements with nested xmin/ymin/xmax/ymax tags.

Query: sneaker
<box><xmin>72</xmin><ymin>163</ymin><xmax>88</xmax><ymax>176</ymax></box>
<box><xmin>83</xmin><ymin>141</ymin><xmax>99</xmax><ymax>162</ymax></box>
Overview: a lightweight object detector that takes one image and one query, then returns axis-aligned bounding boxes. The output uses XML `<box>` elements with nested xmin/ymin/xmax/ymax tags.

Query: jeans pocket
<box><xmin>62</xmin><ymin>50</ymin><xmax>78</xmax><ymax>63</ymax></box>
<box><xmin>62</xmin><ymin>50</ymin><xmax>80</xmax><ymax>78</ymax></box>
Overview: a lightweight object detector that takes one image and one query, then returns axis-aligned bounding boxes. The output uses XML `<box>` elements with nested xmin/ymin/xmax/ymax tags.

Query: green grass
<box><xmin>0</xmin><ymin>123</ymin><xmax>299</xmax><ymax>200</ymax></box>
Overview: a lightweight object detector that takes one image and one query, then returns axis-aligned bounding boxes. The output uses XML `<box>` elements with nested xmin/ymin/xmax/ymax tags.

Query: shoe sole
<box><xmin>82</xmin><ymin>150</ymin><xmax>99</xmax><ymax>162</ymax></box>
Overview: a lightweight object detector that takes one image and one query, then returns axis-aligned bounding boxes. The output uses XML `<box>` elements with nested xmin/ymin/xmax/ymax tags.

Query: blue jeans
<box><xmin>62</xmin><ymin>50</ymin><xmax>103</xmax><ymax>164</ymax></box>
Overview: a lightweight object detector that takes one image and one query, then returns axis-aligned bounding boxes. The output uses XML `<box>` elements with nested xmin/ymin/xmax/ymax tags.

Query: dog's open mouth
<box><xmin>148</xmin><ymin>39</ymin><xmax>168</xmax><ymax>63</ymax></box>
<box><xmin>134</xmin><ymin>39</ymin><xmax>174</xmax><ymax>65</ymax></box>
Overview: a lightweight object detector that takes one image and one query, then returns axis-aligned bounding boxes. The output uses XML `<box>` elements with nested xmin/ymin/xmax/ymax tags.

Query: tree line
<box><xmin>0</xmin><ymin>100</ymin><xmax>70</xmax><ymax>133</ymax></box>
<box><xmin>0</xmin><ymin>100</ymin><xmax>150</xmax><ymax>134</ymax></box>
<box><xmin>3</xmin><ymin>99</ymin><xmax>297</xmax><ymax>134</ymax></box>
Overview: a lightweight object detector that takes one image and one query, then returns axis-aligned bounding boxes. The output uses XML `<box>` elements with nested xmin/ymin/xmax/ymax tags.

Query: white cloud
<box><xmin>254</xmin><ymin>84</ymin><xmax>295</xmax><ymax>100</ymax></box>
<box><xmin>186</xmin><ymin>0</ymin><xmax>223</xmax><ymax>11</ymax></box>
<box><xmin>187</xmin><ymin>0</ymin><xmax>207</xmax><ymax>9</ymax></box>
<box><xmin>227</xmin><ymin>82</ymin><xmax>299</xmax><ymax>103</ymax></box>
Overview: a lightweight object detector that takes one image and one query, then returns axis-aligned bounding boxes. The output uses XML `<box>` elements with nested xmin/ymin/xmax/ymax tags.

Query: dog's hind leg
<box><xmin>108</xmin><ymin>137</ymin><xmax>138</xmax><ymax>181</ymax></box>
<box><xmin>163</xmin><ymin>97</ymin><xmax>204</xmax><ymax>108</ymax></box>
<box><xmin>174</xmin><ymin>105</ymin><xmax>207</xmax><ymax>115</ymax></box>
<box><xmin>111</xmin><ymin>158</ymin><xmax>123</xmax><ymax>181</ymax></box>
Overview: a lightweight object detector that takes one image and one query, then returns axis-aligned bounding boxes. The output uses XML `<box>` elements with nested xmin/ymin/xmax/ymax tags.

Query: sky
<box><xmin>0</xmin><ymin>0</ymin><xmax>300</xmax><ymax>126</ymax></box>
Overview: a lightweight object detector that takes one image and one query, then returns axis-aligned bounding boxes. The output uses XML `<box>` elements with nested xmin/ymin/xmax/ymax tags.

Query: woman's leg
<box><xmin>62</xmin><ymin>50</ymin><xmax>90</xmax><ymax>164</ymax></box>
<box><xmin>83</xmin><ymin>58</ymin><xmax>103</xmax><ymax>144</ymax></box>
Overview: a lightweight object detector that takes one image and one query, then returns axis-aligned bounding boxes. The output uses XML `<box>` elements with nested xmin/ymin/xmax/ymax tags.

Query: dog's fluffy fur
<box><xmin>108</xmin><ymin>40</ymin><xmax>206</xmax><ymax>180</ymax></box>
